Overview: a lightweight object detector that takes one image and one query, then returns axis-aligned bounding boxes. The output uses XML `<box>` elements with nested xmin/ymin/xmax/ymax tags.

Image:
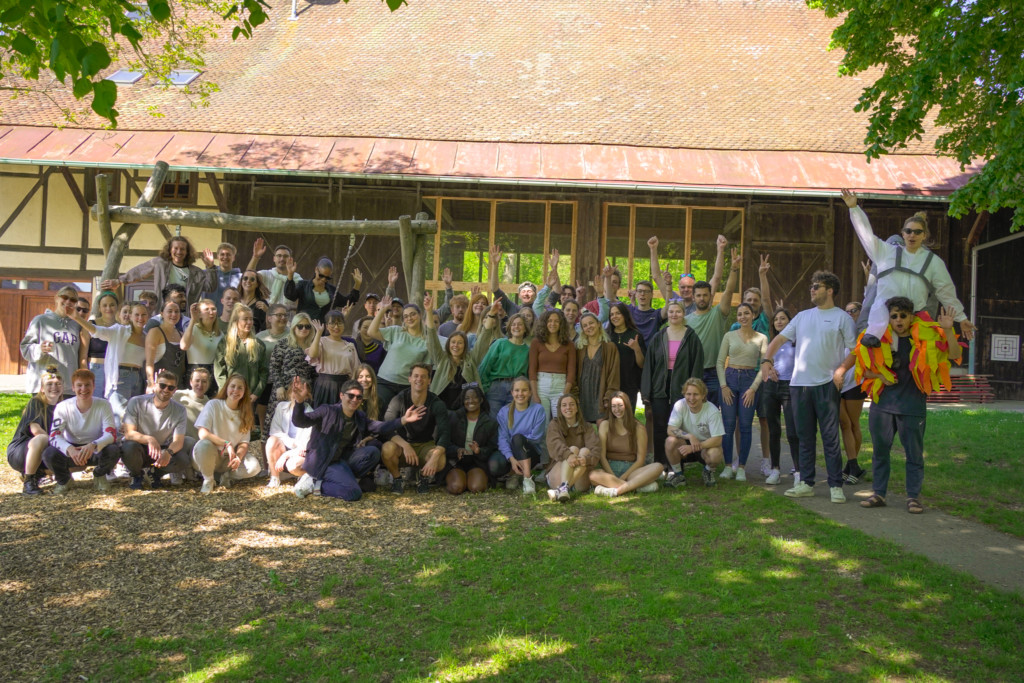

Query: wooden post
<box><xmin>398</xmin><ymin>214</ymin><xmax>415</xmax><ymax>283</ymax></box>
<box><xmin>99</xmin><ymin>161</ymin><xmax>169</xmax><ymax>284</ymax></box>
<box><xmin>410</xmin><ymin>232</ymin><xmax>428</xmax><ymax>308</ymax></box>
<box><xmin>94</xmin><ymin>173</ymin><xmax>113</xmax><ymax>253</ymax></box>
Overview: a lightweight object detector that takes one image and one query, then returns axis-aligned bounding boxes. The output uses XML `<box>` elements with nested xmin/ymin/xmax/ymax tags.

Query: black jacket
<box><xmin>284</xmin><ymin>279</ymin><xmax>360</xmax><ymax>323</ymax></box>
<box><xmin>448</xmin><ymin>408</ymin><xmax>499</xmax><ymax>462</ymax></box>
<box><xmin>640</xmin><ymin>327</ymin><xmax>705</xmax><ymax>402</ymax></box>
<box><xmin>293</xmin><ymin>402</ymin><xmax>401</xmax><ymax>480</ymax></box>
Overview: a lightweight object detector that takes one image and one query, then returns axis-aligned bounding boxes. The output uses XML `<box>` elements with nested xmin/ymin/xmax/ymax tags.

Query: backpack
<box><xmin>856</xmin><ymin>246</ymin><xmax>939</xmax><ymax>333</ymax></box>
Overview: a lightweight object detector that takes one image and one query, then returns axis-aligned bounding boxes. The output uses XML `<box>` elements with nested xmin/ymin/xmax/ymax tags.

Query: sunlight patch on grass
<box><xmin>416</xmin><ymin>561</ymin><xmax>452</xmax><ymax>580</ymax></box>
<box><xmin>762</xmin><ymin>568</ymin><xmax>801</xmax><ymax>580</ymax></box>
<box><xmin>755</xmin><ymin>517</ymin><xmax>777</xmax><ymax>524</ymax></box>
<box><xmin>174</xmin><ymin>652</ymin><xmax>252</xmax><ymax>682</ymax></box>
<box><xmin>770</xmin><ymin>536</ymin><xmax>836</xmax><ymax>561</ymax></box>
<box><xmin>430</xmin><ymin>633</ymin><xmax>573</xmax><ymax>681</ymax></box>
<box><xmin>0</xmin><ymin>580</ymin><xmax>30</xmax><ymax>593</ymax></box>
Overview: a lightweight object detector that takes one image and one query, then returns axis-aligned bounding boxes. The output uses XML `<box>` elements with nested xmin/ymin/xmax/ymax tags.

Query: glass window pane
<box><xmin>634</xmin><ymin>206</ymin><xmax>688</xmax><ymax>308</ymax></box>
<box><xmin>495</xmin><ymin>201</ymin><xmax>546</xmax><ymax>291</ymax></box>
<box><xmin>605</xmin><ymin>205</ymin><xmax>631</xmax><ymax>295</ymax></box>
<box><xmin>438</xmin><ymin>199</ymin><xmax>491</xmax><ymax>295</ymax></box>
<box><xmin>691</xmin><ymin>209</ymin><xmax>743</xmax><ymax>299</ymax></box>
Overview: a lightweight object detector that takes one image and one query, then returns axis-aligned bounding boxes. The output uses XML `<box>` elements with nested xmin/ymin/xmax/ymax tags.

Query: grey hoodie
<box><xmin>20</xmin><ymin>309</ymin><xmax>82</xmax><ymax>393</ymax></box>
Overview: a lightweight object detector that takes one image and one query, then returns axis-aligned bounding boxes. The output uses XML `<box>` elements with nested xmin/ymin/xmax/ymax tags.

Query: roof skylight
<box><xmin>105</xmin><ymin>70</ymin><xmax>144</xmax><ymax>85</ymax></box>
<box><xmin>168</xmin><ymin>70</ymin><xmax>202</xmax><ymax>86</ymax></box>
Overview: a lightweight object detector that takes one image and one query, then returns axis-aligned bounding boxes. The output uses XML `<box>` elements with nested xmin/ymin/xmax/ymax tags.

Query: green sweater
<box><xmin>214</xmin><ymin>336</ymin><xmax>269</xmax><ymax>398</ymax></box>
<box><xmin>478</xmin><ymin>338</ymin><xmax>531</xmax><ymax>391</ymax></box>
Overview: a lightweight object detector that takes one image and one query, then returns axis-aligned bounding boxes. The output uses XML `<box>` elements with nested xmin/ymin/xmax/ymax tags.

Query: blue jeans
<box><xmin>486</xmin><ymin>379</ymin><xmax>513</xmax><ymax>419</ymax></box>
<box><xmin>790</xmin><ymin>382</ymin><xmax>843</xmax><ymax>488</ymax></box>
<box><xmin>88</xmin><ymin>361</ymin><xmax>106</xmax><ymax>398</ymax></box>
<box><xmin>868</xmin><ymin>408</ymin><xmax>926</xmax><ymax>499</ymax></box>
<box><xmin>721</xmin><ymin>368</ymin><xmax>757</xmax><ymax>466</ymax></box>
<box><xmin>702</xmin><ymin>368</ymin><xmax>722</xmax><ymax>408</ymax></box>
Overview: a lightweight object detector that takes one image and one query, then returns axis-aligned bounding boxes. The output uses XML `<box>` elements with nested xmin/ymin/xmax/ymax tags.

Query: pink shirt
<box><xmin>667</xmin><ymin>339</ymin><xmax>682</xmax><ymax>370</ymax></box>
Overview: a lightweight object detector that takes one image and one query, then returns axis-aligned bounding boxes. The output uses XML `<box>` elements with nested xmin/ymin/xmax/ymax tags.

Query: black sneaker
<box><xmin>701</xmin><ymin>467</ymin><xmax>717</xmax><ymax>487</ymax></box>
<box><xmin>390</xmin><ymin>476</ymin><xmax>405</xmax><ymax>495</ymax></box>
<box><xmin>845</xmin><ymin>462</ymin><xmax>866</xmax><ymax>485</ymax></box>
<box><xmin>417</xmin><ymin>476</ymin><xmax>432</xmax><ymax>494</ymax></box>
<box><xmin>150</xmin><ymin>470</ymin><xmax>164</xmax><ymax>489</ymax></box>
<box><xmin>129</xmin><ymin>475</ymin><xmax>145</xmax><ymax>490</ymax></box>
<box><xmin>664</xmin><ymin>471</ymin><xmax>685</xmax><ymax>488</ymax></box>
<box><xmin>22</xmin><ymin>475</ymin><xmax>42</xmax><ymax>495</ymax></box>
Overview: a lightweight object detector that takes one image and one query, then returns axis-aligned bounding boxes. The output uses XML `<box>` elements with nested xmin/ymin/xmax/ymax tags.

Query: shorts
<box><xmin>402</xmin><ymin>441</ymin><xmax>440</xmax><ymax>465</ymax></box>
<box><xmin>681</xmin><ymin>450</ymin><xmax>704</xmax><ymax>464</ymax></box>
<box><xmin>607</xmin><ymin>460</ymin><xmax>631</xmax><ymax>477</ymax></box>
<box><xmin>841</xmin><ymin>385</ymin><xmax>867</xmax><ymax>401</ymax></box>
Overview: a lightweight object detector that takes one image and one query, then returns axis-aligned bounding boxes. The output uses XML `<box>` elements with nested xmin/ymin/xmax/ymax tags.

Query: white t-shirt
<box><xmin>194</xmin><ymin>399</ymin><xmax>250</xmax><ymax>447</ymax></box>
<box><xmin>668</xmin><ymin>400</ymin><xmax>724</xmax><ymax>442</ymax></box>
<box><xmin>780</xmin><ymin>307</ymin><xmax>857</xmax><ymax>387</ymax></box>
<box><xmin>257</xmin><ymin>269</ymin><xmax>302</xmax><ymax>307</ymax></box>
<box><xmin>268</xmin><ymin>400</ymin><xmax>312</xmax><ymax>448</ymax></box>
<box><xmin>50</xmin><ymin>397</ymin><xmax>118</xmax><ymax>453</ymax></box>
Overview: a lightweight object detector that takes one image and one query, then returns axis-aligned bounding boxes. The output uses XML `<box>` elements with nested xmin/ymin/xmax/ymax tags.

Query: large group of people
<box><xmin>13</xmin><ymin>193</ymin><xmax>971</xmax><ymax>512</ymax></box>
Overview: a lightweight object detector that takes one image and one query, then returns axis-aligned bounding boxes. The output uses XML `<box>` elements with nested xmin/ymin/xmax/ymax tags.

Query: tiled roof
<box><xmin>0</xmin><ymin>0</ymin><xmax>937</xmax><ymax>154</ymax></box>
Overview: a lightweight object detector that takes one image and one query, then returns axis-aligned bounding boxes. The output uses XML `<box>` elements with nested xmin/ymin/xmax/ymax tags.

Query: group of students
<box><xmin>12</xmin><ymin>192</ymin><xmax>972</xmax><ymax>510</ymax></box>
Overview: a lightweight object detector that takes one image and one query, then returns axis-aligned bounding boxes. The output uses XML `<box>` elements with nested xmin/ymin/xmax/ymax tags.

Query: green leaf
<box><xmin>0</xmin><ymin>6</ymin><xmax>25</xmax><ymax>24</ymax></box>
<box><xmin>384</xmin><ymin>0</ymin><xmax>405</xmax><ymax>10</ymax></box>
<box><xmin>11</xmin><ymin>32</ymin><xmax>37</xmax><ymax>57</ymax></box>
<box><xmin>79</xmin><ymin>41</ymin><xmax>111</xmax><ymax>77</ymax></box>
<box><xmin>121</xmin><ymin>23</ymin><xmax>143</xmax><ymax>44</ymax></box>
<box><xmin>91</xmin><ymin>79</ymin><xmax>118</xmax><ymax>120</ymax></box>
<box><xmin>50</xmin><ymin>38</ymin><xmax>65</xmax><ymax>81</ymax></box>
<box><xmin>147</xmin><ymin>0</ymin><xmax>171</xmax><ymax>22</ymax></box>
<box><xmin>73</xmin><ymin>77</ymin><xmax>92</xmax><ymax>99</ymax></box>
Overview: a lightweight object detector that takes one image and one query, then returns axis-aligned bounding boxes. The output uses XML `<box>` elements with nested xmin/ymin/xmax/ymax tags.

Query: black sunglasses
<box><xmin>902</xmin><ymin>228</ymin><xmax>925</xmax><ymax>236</ymax></box>
<box><xmin>157</xmin><ymin>382</ymin><xmax>176</xmax><ymax>391</ymax></box>
<box><xmin>315</xmin><ymin>272</ymin><xmax>333</xmax><ymax>281</ymax></box>
<box><xmin>343</xmin><ymin>392</ymin><xmax>363</xmax><ymax>401</ymax></box>
<box><xmin>295</xmin><ymin>324</ymin><xmax>312</xmax><ymax>330</ymax></box>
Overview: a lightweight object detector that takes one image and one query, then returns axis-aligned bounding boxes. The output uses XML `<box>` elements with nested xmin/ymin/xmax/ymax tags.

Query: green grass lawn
<box><xmin>37</xmin><ymin>490</ymin><xmax>1024</xmax><ymax>681</ymax></box>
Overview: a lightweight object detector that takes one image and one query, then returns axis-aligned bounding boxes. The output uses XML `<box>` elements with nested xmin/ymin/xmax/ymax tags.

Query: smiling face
<box><xmin>743</xmin><ymin>291</ymin><xmax>762</xmax><ymax>316</ymax></box>
<box><xmin>326</xmin><ymin>317</ymin><xmax>345</xmax><ymax>337</ymax></box>
<box><xmin>901</xmin><ymin>218</ymin><xmax>928</xmax><ymax>252</ymax></box>
<box><xmin>450</xmin><ymin>301</ymin><xmax>467</xmax><ymax>322</ymax></box>
<box><xmin>118</xmin><ymin>305</ymin><xmax>132</xmax><ymax>325</ymax></box>
<box><xmin>558</xmin><ymin>395</ymin><xmax>578</xmax><ymax>421</ymax></box>
<box><xmin>667</xmin><ymin>302</ymin><xmax>685</xmax><ymax>326</ymax></box>
<box><xmin>225</xmin><ymin>377</ymin><xmax>247</xmax><ymax>405</ymax></box>
<box><xmin>98</xmin><ymin>295</ymin><xmax>119</xmax><ymax>321</ymax></box>
<box><xmin>217</xmin><ymin>248</ymin><xmax>235</xmax><ymax>269</ymax></box>
<box><xmin>684</xmin><ymin>384</ymin><xmax>705</xmax><ymax>411</ymax></box>
<box><xmin>190</xmin><ymin>371</ymin><xmax>210</xmax><ymax>395</ymax></box>
<box><xmin>679</xmin><ymin>276</ymin><xmax>696</xmax><ymax>301</ymax></box>
<box><xmin>55</xmin><ymin>292</ymin><xmax>77</xmax><ymax>317</ymax></box>
<box><xmin>635</xmin><ymin>283</ymin><xmax>654</xmax><ymax>308</ymax></box>
<box><xmin>358</xmin><ymin>318</ymin><xmax>372</xmax><ymax>340</ymax></box>
<box><xmin>448</xmin><ymin>334</ymin><xmax>466</xmax><ymax>358</ymax></box>
<box><xmin>42</xmin><ymin>376</ymin><xmax>64</xmax><ymax>404</ymax></box>
<box><xmin>357</xmin><ymin>368</ymin><xmax>374</xmax><ymax>391</ymax></box>
<box><xmin>221</xmin><ymin>289</ymin><xmax>239</xmax><ymax>313</ymax></box>
<box><xmin>294</xmin><ymin>320</ymin><xmax>312</xmax><ymax>341</ymax></box>
<box><xmin>610</xmin><ymin>395</ymin><xmax>627</xmax><ymax>420</ymax></box>
<box><xmin>169</xmin><ymin>239</ymin><xmax>188</xmax><ymax>266</ymax></box>
<box><xmin>608</xmin><ymin>306</ymin><xmax>625</xmax><ymax>329</ymax></box>
<box><xmin>809</xmin><ymin>281</ymin><xmax>829</xmax><ymax>307</ymax></box>
<box><xmin>508</xmin><ymin>316</ymin><xmax>526</xmax><ymax>340</ymax></box>
<box><xmin>546</xmin><ymin>313</ymin><xmax>561</xmax><ymax>336</ymax></box>
<box><xmin>73</xmin><ymin>377</ymin><xmax>94</xmax><ymax>401</ymax></box>
<box><xmin>163</xmin><ymin>301</ymin><xmax>181</xmax><ymax>325</ymax></box>
<box><xmin>239</xmin><ymin>272</ymin><xmax>259</xmax><ymax>296</ymax></box>
<box><xmin>580</xmin><ymin>314</ymin><xmax>599</xmax><ymax>339</ymax></box>
<box><xmin>736</xmin><ymin>305</ymin><xmax>753</xmax><ymax>327</ymax></box>
<box><xmin>130</xmin><ymin>304</ymin><xmax>150</xmax><ymax>331</ymax></box>
<box><xmin>773</xmin><ymin>310</ymin><xmax>790</xmax><ymax>333</ymax></box>
<box><xmin>563</xmin><ymin>301</ymin><xmax>580</xmax><ymax>326</ymax></box>
<box><xmin>364</xmin><ymin>298</ymin><xmax>379</xmax><ymax>316</ymax></box>
<box><xmin>409</xmin><ymin>366</ymin><xmax>430</xmax><ymax>391</ymax></box>
<box><xmin>471</xmin><ymin>297</ymin><xmax>488</xmax><ymax>316</ymax></box>
<box><xmin>273</xmin><ymin>249</ymin><xmax>290</xmax><ymax>270</ymax></box>
<box><xmin>519</xmin><ymin>286</ymin><xmax>536</xmax><ymax>304</ymax></box>
<box><xmin>511</xmin><ymin>379</ymin><xmax>531</xmax><ymax>406</ymax></box>
<box><xmin>463</xmin><ymin>389</ymin><xmax>481</xmax><ymax>414</ymax></box>
<box><xmin>402</xmin><ymin>307</ymin><xmax>421</xmax><ymax>329</ymax></box>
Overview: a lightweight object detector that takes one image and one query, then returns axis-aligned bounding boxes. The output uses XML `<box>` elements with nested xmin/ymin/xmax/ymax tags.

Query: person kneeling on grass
<box><xmin>192</xmin><ymin>374</ymin><xmax>260</xmax><ymax>493</ymax></box>
<box><xmin>42</xmin><ymin>369</ymin><xmax>120</xmax><ymax>494</ymax></box>
<box><xmin>545</xmin><ymin>394</ymin><xmax>600</xmax><ymax>502</ymax></box>
<box><xmin>266</xmin><ymin>378</ymin><xmax>313</xmax><ymax>488</ymax></box>
<box><xmin>120</xmin><ymin>370</ymin><xmax>194</xmax><ymax>490</ymax></box>
<box><xmin>590</xmin><ymin>391</ymin><xmax>663</xmax><ymax>497</ymax></box>
<box><xmin>381</xmin><ymin>364</ymin><xmax>451</xmax><ymax>495</ymax></box>
<box><xmin>291</xmin><ymin>378</ymin><xmax>427</xmax><ymax>500</ymax></box>
<box><xmin>8</xmin><ymin>366</ymin><xmax>64</xmax><ymax>495</ymax></box>
<box><xmin>445</xmin><ymin>383</ymin><xmax>500</xmax><ymax>495</ymax></box>
<box><xmin>853</xmin><ymin>297</ymin><xmax>962</xmax><ymax>515</ymax></box>
<box><xmin>664</xmin><ymin>378</ymin><xmax>725</xmax><ymax>488</ymax></box>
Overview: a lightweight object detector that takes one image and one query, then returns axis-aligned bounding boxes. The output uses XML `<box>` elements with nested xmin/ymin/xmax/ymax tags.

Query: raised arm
<box><xmin>305</xmin><ymin>320</ymin><xmax>325</xmax><ymax>360</ymax></box>
<box><xmin>708</xmin><ymin>234</ymin><xmax>727</xmax><ymax>293</ymax></box>
<box><xmin>367</xmin><ymin>295</ymin><xmax>389</xmax><ymax>341</ymax></box>
<box><xmin>647</xmin><ymin>236</ymin><xmax>669</xmax><ymax>301</ymax></box>
<box><xmin>717</xmin><ymin>248</ymin><xmax>741</xmax><ymax>317</ymax></box>
<box><xmin>246</xmin><ymin>237</ymin><xmax>267</xmax><ymax>272</ymax></box>
<box><xmin>758</xmin><ymin>253</ymin><xmax>772</xmax><ymax>314</ymax></box>
<box><xmin>180</xmin><ymin>303</ymin><xmax>199</xmax><ymax>351</ymax></box>
<box><xmin>840</xmin><ymin>189</ymin><xmax>887</xmax><ymax>262</ymax></box>
<box><xmin>385</xmin><ymin>265</ymin><xmax>400</xmax><ymax>300</ymax></box>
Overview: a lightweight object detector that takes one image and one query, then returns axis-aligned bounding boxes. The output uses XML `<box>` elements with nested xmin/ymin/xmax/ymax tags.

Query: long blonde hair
<box><xmin>224</xmin><ymin>304</ymin><xmax>261</xmax><ymax>366</ymax></box>
<box><xmin>508</xmin><ymin>376</ymin><xmax>532</xmax><ymax>429</ymax></box>
<box><xmin>287</xmin><ymin>312</ymin><xmax>314</xmax><ymax>350</ymax></box>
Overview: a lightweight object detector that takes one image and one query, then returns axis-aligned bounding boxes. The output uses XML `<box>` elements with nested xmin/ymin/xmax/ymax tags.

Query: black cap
<box><xmin>364</xmin><ymin>292</ymin><xmax>381</xmax><ymax>301</ymax></box>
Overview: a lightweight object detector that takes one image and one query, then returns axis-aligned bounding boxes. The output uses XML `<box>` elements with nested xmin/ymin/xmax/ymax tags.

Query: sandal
<box><xmin>906</xmin><ymin>498</ymin><xmax>924</xmax><ymax>514</ymax></box>
<box><xmin>860</xmin><ymin>494</ymin><xmax>886</xmax><ymax>508</ymax></box>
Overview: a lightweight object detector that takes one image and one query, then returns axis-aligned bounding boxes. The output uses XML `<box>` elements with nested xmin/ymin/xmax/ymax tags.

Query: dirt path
<box><xmin>748</xmin><ymin>422</ymin><xmax>1024</xmax><ymax>595</ymax></box>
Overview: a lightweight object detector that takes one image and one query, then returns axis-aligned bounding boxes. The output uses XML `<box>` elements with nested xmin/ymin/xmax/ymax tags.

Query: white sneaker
<box><xmin>765</xmin><ymin>470</ymin><xmax>781</xmax><ymax>485</ymax></box>
<box><xmin>200</xmin><ymin>479</ymin><xmax>215</xmax><ymax>494</ymax></box>
<box><xmin>293</xmin><ymin>473</ymin><xmax>314</xmax><ymax>499</ymax></box>
<box><xmin>784</xmin><ymin>482</ymin><xmax>815</xmax><ymax>498</ymax></box>
<box><xmin>547</xmin><ymin>489</ymin><xmax>558</xmax><ymax>502</ymax></box>
<box><xmin>719</xmin><ymin>467</ymin><xmax>735</xmax><ymax>480</ymax></box>
<box><xmin>113</xmin><ymin>462</ymin><xmax>130</xmax><ymax>480</ymax></box>
<box><xmin>760</xmin><ymin>459</ymin><xmax>771</xmax><ymax>477</ymax></box>
<box><xmin>169</xmin><ymin>473</ymin><xmax>184</xmax><ymax>486</ymax></box>
<box><xmin>830</xmin><ymin>486</ymin><xmax>846</xmax><ymax>504</ymax></box>
<box><xmin>267</xmin><ymin>476</ymin><xmax>281</xmax><ymax>488</ymax></box>
<box><xmin>735</xmin><ymin>468</ymin><xmax>747</xmax><ymax>482</ymax></box>
<box><xmin>594</xmin><ymin>485</ymin><xmax>617</xmax><ymax>497</ymax></box>
<box><xmin>638</xmin><ymin>482</ymin><xmax>659</xmax><ymax>493</ymax></box>
<box><xmin>522</xmin><ymin>476</ymin><xmax>536</xmax><ymax>495</ymax></box>
<box><xmin>793</xmin><ymin>471</ymin><xmax>801</xmax><ymax>485</ymax></box>
<box><xmin>374</xmin><ymin>468</ymin><xmax>393</xmax><ymax>487</ymax></box>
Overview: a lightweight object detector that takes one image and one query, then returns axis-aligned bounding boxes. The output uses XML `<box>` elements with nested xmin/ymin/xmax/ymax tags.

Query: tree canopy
<box><xmin>0</xmin><ymin>0</ymin><xmax>405</xmax><ymax>126</ymax></box>
<box><xmin>809</xmin><ymin>0</ymin><xmax>1024</xmax><ymax>230</ymax></box>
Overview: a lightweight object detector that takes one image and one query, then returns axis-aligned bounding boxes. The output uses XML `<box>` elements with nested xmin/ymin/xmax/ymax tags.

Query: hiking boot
<box><xmin>701</xmin><ymin>467</ymin><xmax>716</xmax><ymax>487</ymax></box>
<box><xmin>830</xmin><ymin>486</ymin><xmax>846</xmax><ymax>504</ymax></box>
<box><xmin>664</xmin><ymin>471</ymin><xmax>685</xmax><ymax>488</ymax></box>
<box><xmin>505</xmin><ymin>474</ymin><xmax>521</xmax><ymax>490</ymax></box>
<box><xmin>735</xmin><ymin>468</ymin><xmax>747</xmax><ymax>482</ymax></box>
<box><xmin>784</xmin><ymin>482</ymin><xmax>814</xmax><ymax>498</ymax></box>
<box><xmin>22</xmin><ymin>475</ymin><xmax>42</xmax><ymax>495</ymax></box>
<box><xmin>765</xmin><ymin>470</ymin><xmax>781</xmax><ymax>485</ymax></box>
<box><xmin>417</xmin><ymin>475</ymin><xmax>432</xmax><ymax>494</ymax></box>
<box><xmin>390</xmin><ymin>476</ymin><xmax>405</xmax><ymax>495</ymax></box>
<box><xmin>93</xmin><ymin>475</ymin><xmax>111</xmax><ymax>493</ymax></box>
<box><xmin>129</xmin><ymin>475</ymin><xmax>145</xmax><ymax>490</ymax></box>
<box><xmin>844</xmin><ymin>462</ymin><xmax>866</xmax><ymax>485</ymax></box>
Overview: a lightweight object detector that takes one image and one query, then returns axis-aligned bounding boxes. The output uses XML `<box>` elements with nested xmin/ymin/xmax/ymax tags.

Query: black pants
<box><xmin>762</xmin><ymin>379</ymin><xmax>798</xmax><ymax>469</ymax></box>
<box><xmin>376</xmin><ymin>378</ymin><xmax>406</xmax><ymax>415</ymax></box>
<box><xmin>651</xmin><ymin>396</ymin><xmax>672</xmax><ymax>470</ymax></box>
<box><xmin>790</xmin><ymin>382</ymin><xmax>843</xmax><ymax>488</ymax></box>
<box><xmin>488</xmin><ymin>434</ymin><xmax>539</xmax><ymax>479</ymax></box>
<box><xmin>120</xmin><ymin>437</ymin><xmax>196</xmax><ymax>478</ymax></box>
<box><xmin>42</xmin><ymin>444</ymin><xmax>121</xmax><ymax>485</ymax></box>
<box><xmin>868</xmin><ymin>408</ymin><xmax>926</xmax><ymax>499</ymax></box>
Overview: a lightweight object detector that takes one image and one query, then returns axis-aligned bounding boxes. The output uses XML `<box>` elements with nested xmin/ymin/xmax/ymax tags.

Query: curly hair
<box><xmin>158</xmin><ymin>236</ymin><xmax>199</xmax><ymax>266</ymax></box>
<box><xmin>534</xmin><ymin>308</ymin><xmax>572</xmax><ymax>345</ymax></box>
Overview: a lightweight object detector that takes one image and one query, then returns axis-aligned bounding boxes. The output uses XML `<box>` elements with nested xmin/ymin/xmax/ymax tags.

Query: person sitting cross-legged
<box><xmin>120</xmin><ymin>370</ymin><xmax>194</xmax><ymax>490</ymax></box>
<box><xmin>590</xmin><ymin>391</ymin><xmax>663</xmax><ymax>497</ymax></box>
<box><xmin>290</xmin><ymin>378</ymin><xmax>427</xmax><ymax>500</ymax></box>
<box><xmin>664</xmin><ymin>378</ymin><xmax>726</xmax><ymax>488</ymax></box>
<box><xmin>42</xmin><ymin>369</ymin><xmax>120</xmax><ymax>494</ymax></box>
<box><xmin>380</xmin><ymin>363</ymin><xmax>451</xmax><ymax>494</ymax></box>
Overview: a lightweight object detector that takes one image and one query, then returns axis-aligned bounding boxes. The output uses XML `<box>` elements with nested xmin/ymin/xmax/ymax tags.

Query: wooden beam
<box><xmin>121</xmin><ymin>169</ymin><xmax>174</xmax><ymax>241</ymax></box>
<box><xmin>398</xmin><ymin>214</ymin><xmax>415</xmax><ymax>284</ymax></box>
<box><xmin>92</xmin><ymin>204</ymin><xmax>437</xmax><ymax>235</ymax></box>
<box><xmin>205</xmin><ymin>172</ymin><xmax>228</xmax><ymax>213</ymax></box>
<box><xmin>95</xmin><ymin>173</ymin><xmax>113</xmax><ymax>253</ymax></box>
<box><xmin>59</xmin><ymin>167</ymin><xmax>88</xmax><ymax>213</ymax></box>
<box><xmin>410</xmin><ymin>232</ymin><xmax>428</xmax><ymax>308</ymax></box>
<box><xmin>100</xmin><ymin>161</ymin><xmax>170</xmax><ymax>283</ymax></box>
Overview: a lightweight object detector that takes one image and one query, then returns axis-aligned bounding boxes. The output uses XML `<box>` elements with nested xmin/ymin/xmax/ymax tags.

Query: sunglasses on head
<box><xmin>679</xmin><ymin>273</ymin><xmax>695</xmax><ymax>280</ymax></box>
<box><xmin>903</xmin><ymin>227</ymin><xmax>925</xmax><ymax>236</ymax></box>
<box><xmin>295</xmin><ymin>324</ymin><xmax>312</xmax><ymax>330</ymax></box>
<box><xmin>462</xmin><ymin>382</ymin><xmax>480</xmax><ymax>390</ymax></box>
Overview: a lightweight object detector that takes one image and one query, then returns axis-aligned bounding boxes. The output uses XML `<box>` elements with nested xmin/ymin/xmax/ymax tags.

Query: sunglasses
<box><xmin>890</xmin><ymin>312</ymin><xmax>911</xmax><ymax>320</ymax></box>
<box><xmin>314</xmin><ymin>272</ymin><xmax>332</xmax><ymax>281</ymax></box>
<box><xmin>810</xmin><ymin>283</ymin><xmax>825</xmax><ymax>291</ymax></box>
<box><xmin>59</xmin><ymin>295</ymin><xmax>75</xmax><ymax>302</ymax></box>
<box><xmin>846</xmin><ymin>308</ymin><xmax>861</xmax><ymax>315</ymax></box>
<box><xmin>295</xmin><ymin>324</ymin><xmax>312</xmax><ymax>330</ymax></box>
<box><xmin>902</xmin><ymin>228</ymin><xmax>925</xmax><ymax>236</ymax></box>
<box><xmin>343</xmin><ymin>392</ymin><xmax>363</xmax><ymax>401</ymax></box>
<box><xmin>76</xmin><ymin>307</ymin><xmax>90</xmax><ymax>314</ymax></box>
<box><xmin>157</xmin><ymin>382</ymin><xmax>176</xmax><ymax>391</ymax></box>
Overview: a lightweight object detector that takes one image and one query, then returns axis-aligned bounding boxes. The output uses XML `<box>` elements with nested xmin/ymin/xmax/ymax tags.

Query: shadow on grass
<box><xmin>3</xmin><ymin>481</ymin><xmax>1021</xmax><ymax>682</ymax></box>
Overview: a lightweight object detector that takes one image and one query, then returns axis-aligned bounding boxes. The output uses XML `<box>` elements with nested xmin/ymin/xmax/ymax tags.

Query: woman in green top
<box><xmin>367</xmin><ymin>294</ymin><xmax>430</xmax><ymax>410</ymax></box>
<box><xmin>214</xmin><ymin>304</ymin><xmax>269</xmax><ymax>406</ymax></box>
<box><xmin>423</xmin><ymin>294</ymin><xmax>501</xmax><ymax>409</ymax></box>
<box><xmin>478</xmin><ymin>311</ymin><xmax>532</xmax><ymax>418</ymax></box>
